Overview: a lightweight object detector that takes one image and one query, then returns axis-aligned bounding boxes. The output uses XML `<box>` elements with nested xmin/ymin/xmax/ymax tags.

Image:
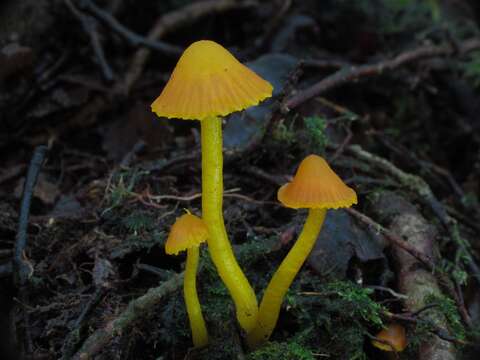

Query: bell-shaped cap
<box><xmin>371</xmin><ymin>323</ymin><xmax>407</xmax><ymax>352</ymax></box>
<box><xmin>278</xmin><ymin>154</ymin><xmax>357</xmax><ymax>209</ymax></box>
<box><xmin>151</xmin><ymin>40</ymin><xmax>273</xmax><ymax>120</ymax></box>
<box><xmin>165</xmin><ymin>213</ymin><xmax>209</xmax><ymax>255</ymax></box>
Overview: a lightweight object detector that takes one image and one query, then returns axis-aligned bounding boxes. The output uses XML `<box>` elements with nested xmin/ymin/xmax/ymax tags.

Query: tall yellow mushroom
<box><xmin>151</xmin><ymin>40</ymin><xmax>273</xmax><ymax>332</ymax></box>
<box><xmin>166</xmin><ymin>212</ymin><xmax>209</xmax><ymax>348</ymax></box>
<box><xmin>247</xmin><ymin>154</ymin><xmax>357</xmax><ymax>347</ymax></box>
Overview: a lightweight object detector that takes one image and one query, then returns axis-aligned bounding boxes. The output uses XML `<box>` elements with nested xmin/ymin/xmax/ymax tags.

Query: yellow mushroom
<box><xmin>247</xmin><ymin>154</ymin><xmax>357</xmax><ymax>348</ymax></box>
<box><xmin>152</xmin><ymin>40</ymin><xmax>273</xmax><ymax>332</ymax></box>
<box><xmin>166</xmin><ymin>212</ymin><xmax>209</xmax><ymax>348</ymax></box>
<box><xmin>371</xmin><ymin>323</ymin><xmax>407</xmax><ymax>352</ymax></box>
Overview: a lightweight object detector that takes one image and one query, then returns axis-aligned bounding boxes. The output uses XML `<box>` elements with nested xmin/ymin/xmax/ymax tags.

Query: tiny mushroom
<box><xmin>371</xmin><ymin>323</ymin><xmax>407</xmax><ymax>353</ymax></box>
<box><xmin>152</xmin><ymin>40</ymin><xmax>273</xmax><ymax>332</ymax></box>
<box><xmin>247</xmin><ymin>154</ymin><xmax>357</xmax><ymax>348</ymax></box>
<box><xmin>166</xmin><ymin>211</ymin><xmax>209</xmax><ymax>348</ymax></box>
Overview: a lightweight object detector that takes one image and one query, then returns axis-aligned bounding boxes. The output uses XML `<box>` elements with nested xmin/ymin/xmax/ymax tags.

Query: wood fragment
<box><xmin>370</xmin><ymin>192</ymin><xmax>457</xmax><ymax>360</ymax></box>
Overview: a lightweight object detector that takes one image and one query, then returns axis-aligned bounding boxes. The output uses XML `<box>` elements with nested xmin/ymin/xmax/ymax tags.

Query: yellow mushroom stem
<box><xmin>247</xmin><ymin>208</ymin><xmax>327</xmax><ymax>348</ymax></box>
<box><xmin>200</xmin><ymin>115</ymin><xmax>258</xmax><ymax>332</ymax></box>
<box><xmin>184</xmin><ymin>246</ymin><xmax>209</xmax><ymax>348</ymax></box>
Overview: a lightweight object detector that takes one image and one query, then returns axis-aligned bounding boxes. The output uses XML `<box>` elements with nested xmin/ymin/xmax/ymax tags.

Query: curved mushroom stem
<box><xmin>200</xmin><ymin>116</ymin><xmax>258</xmax><ymax>332</ymax></box>
<box><xmin>185</xmin><ymin>246</ymin><xmax>209</xmax><ymax>348</ymax></box>
<box><xmin>247</xmin><ymin>208</ymin><xmax>327</xmax><ymax>348</ymax></box>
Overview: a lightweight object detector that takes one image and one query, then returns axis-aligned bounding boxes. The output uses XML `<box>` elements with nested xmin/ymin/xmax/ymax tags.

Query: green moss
<box><xmin>263</xmin><ymin>279</ymin><xmax>386</xmax><ymax>359</ymax></box>
<box><xmin>237</xmin><ymin>235</ymin><xmax>277</xmax><ymax>266</ymax></box>
<box><xmin>200</xmin><ymin>248</ymin><xmax>235</xmax><ymax>321</ymax></box>
<box><xmin>122</xmin><ymin>211</ymin><xmax>156</xmax><ymax>233</ymax></box>
<box><xmin>247</xmin><ymin>339</ymin><xmax>315</xmax><ymax>360</ymax></box>
<box><xmin>303</xmin><ymin>116</ymin><xmax>328</xmax><ymax>155</ymax></box>
<box><xmin>102</xmin><ymin>168</ymin><xmax>150</xmax><ymax>214</ymax></box>
<box><xmin>324</xmin><ymin>281</ymin><xmax>384</xmax><ymax>326</ymax></box>
<box><xmin>424</xmin><ymin>293</ymin><xmax>466</xmax><ymax>341</ymax></box>
<box><xmin>273</xmin><ymin>119</ymin><xmax>297</xmax><ymax>146</ymax></box>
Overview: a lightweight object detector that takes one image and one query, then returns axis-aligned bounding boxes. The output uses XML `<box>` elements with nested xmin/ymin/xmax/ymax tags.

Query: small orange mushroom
<box><xmin>247</xmin><ymin>154</ymin><xmax>357</xmax><ymax>348</ymax></box>
<box><xmin>371</xmin><ymin>323</ymin><xmax>407</xmax><ymax>352</ymax></box>
<box><xmin>152</xmin><ymin>40</ymin><xmax>273</xmax><ymax>332</ymax></box>
<box><xmin>166</xmin><ymin>212</ymin><xmax>209</xmax><ymax>348</ymax></box>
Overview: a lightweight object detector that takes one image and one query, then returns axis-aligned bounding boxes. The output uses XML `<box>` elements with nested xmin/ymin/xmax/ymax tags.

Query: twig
<box><xmin>14</xmin><ymin>145</ymin><xmax>48</xmax><ymax>287</ymax></box>
<box><xmin>13</xmin><ymin>145</ymin><xmax>48</xmax><ymax>356</ymax></box>
<box><xmin>346</xmin><ymin>208</ymin><xmax>435</xmax><ymax>270</ymax></box>
<box><xmin>79</xmin><ymin>0</ymin><xmax>182</xmax><ymax>56</ymax></box>
<box><xmin>61</xmin><ymin>287</ymin><xmax>108</xmax><ymax>359</ymax></box>
<box><xmin>409</xmin><ymin>303</ymin><xmax>440</xmax><ymax>317</ymax></box>
<box><xmin>225</xmin><ymin>193</ymin><xmax>281</xmax><ymax>206</ymax></box>
<box><xmin>243</xmin><ymin>166</ymin><xmax>285</xmax><ymax>186</ymax></box>
<box><xmin>284</xmin><ymin>38</ymin><xmax>480</xmax><ymax>111</ymax></box>
<box><xmin>130</xmin><ymin>187</ymin><xmax>275</xmax><ymax>208</ymax></box>
<box><xmin>367</xmin><ymin>285</ymin><xmax>409</xmax><ymax>300</ymax></box>
<box><xmin>301</xmin><ymin>58</ymin><xmax>350</xmax><ymax>70</ymax></box>
<box><xmin>64</xmin><ymin>0</ymin><xmax>115</xmax><ymax>82</ymax></box>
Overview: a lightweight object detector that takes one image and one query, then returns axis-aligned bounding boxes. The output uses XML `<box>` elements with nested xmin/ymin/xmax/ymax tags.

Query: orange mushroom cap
<box><xmin>151</xmin><ymin>40</ymin><xmax>273</xmax><ymax>120</ymax></box>
<box><xmin>165</xmin><ymin>213</ymin><xmax>209</xmax><ymax>255</ymax></box>
<box><xmin>371</xmin><ymin>323</ymin><xmax>407</xmax><ymax>352</ymax></box>
<box><xmin>277</xmin><ymin>154</ymin><xmax>357</xmax><ymax>209</ymax></box>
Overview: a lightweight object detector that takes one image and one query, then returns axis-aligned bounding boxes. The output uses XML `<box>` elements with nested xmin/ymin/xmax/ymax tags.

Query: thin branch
<box><xmin>243</xmin><ymin>165</ymin><xmax>285</xmax><ymax>186</ymax></box>
<box><xmin>285</xmin><ymin>38</ymin><xmax>480</xmax><ymax>111</ymax></box>
<box><xmin>61</xmin><ymin>287</ymin><xmax>108</xmax><ymax>359</ymax></box>
<box><xmin>79</xmin><ymin>0</ymin><xmax>182</xmax><ymax>56</ymax></box>
<box><xmin>367</xmin><ymin>285</ymin><xmax>409</xmax><ymax>300</ymax></box>
<box><xmin>13</xmin><ymin>145</ymin><xmax>48</xmax><ymax>356</ymax></box>
<box><xmin>14</xmin><ymin>145</ymin><xmax>48</xmax><ymax>287</ymax></box>
<box><xmin>64</xmin><ymin>0</ymin><xmax>115</xmax><ymax>82</ymax></box>
<box><xmin>346</xmin><ymin>208</ymin><xmax>435</xmax><ymax>271</ymax></box>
